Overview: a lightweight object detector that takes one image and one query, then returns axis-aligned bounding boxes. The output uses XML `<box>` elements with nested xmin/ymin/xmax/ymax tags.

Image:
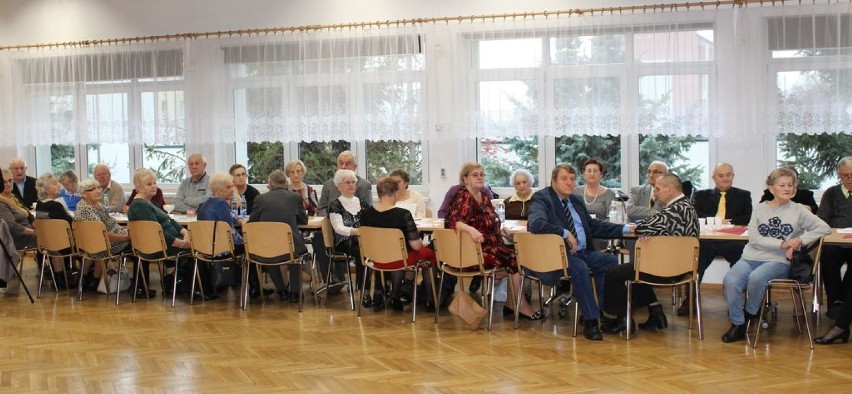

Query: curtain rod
<box><xmin>0</xmin><ymin>0</ymin><xmax>819</xmax><ymax>51</ymax></box>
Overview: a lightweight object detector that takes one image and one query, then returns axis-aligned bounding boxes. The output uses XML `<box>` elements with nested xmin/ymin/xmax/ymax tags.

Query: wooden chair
<box><xmin>752</xmin><ymin>241</ymin><xmax>821</xmax><ymax>350</ymax></box>
<box><xmin>627</xmin><ymin>236</ymin><xmax>703</xmax><ymax>340</ymax></box>
<box><xmin>186</xmin><ymin>220</ymin><xmax>244</xmax><ymax>305</ymax></box>
<box><xmin>356</xmin><ymin>226</ymin><xmax>438</xmax><ymax>323</ymax></box>
<box><xmin>127</xmin><ymin>220</ymin><xmax>191</xmax><ymax>307</ymax></box>
<box><xmin>242</xmin><ymin>222</ymin><xmax>311</xmax><ymax>312</ymax></box>
<box><xmin>513</xmin><ymin>232</ymin><xmax>580</xmax><ymax>335</ymax></box>
<box><xmin>314</xmin><ymin>217</ymin><xmax>355</xmax><ymax>310</ymax></box>
<box><xmin>432</xmin><ymin>228</ymin><xmax>503</xmax><ymax>330</ymax></box>
<box><xmin>33</xmin><ymin>219</ymin><xmax>75</xmax><ymax>297</ymax></box>
<box><xmin>72</xmin><ymin>220</ymin><xmax>131</xmax><ymax>305</ymax></box>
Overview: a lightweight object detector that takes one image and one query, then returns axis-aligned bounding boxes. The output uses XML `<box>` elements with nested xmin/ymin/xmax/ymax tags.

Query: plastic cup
<box><xmin>186</xmin><ymin>209</ymin><xmax>196</xmax><ymax>217</ymax></box>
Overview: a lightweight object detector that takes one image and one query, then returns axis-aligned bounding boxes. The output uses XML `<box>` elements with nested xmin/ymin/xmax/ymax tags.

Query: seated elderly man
<box><xmin>173</xmin><ymin>153</ymin><xmax>211</xmax><ymax>214</ymax></box>
<box><xmin>9</xmin><ymin>158</ymin><xmax>38</xmax><ymax>209</ymax></box>
<box><xmin>93</xmin><ymin>164</ymin><xmax>126</xmax><ymax>213</ymax></box>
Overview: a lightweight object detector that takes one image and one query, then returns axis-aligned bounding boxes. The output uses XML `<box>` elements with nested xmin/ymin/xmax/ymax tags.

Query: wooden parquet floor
<box><xmin>1</xmin><ymin>263</ymin><xmax>850</xmax><ymax>393</ymax></box>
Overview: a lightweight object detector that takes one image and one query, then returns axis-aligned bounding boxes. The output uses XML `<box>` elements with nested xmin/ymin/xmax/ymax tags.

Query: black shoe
<box><xmin>601</xmin><ymin>315</ymin><xmax>634</xmax><ymax>334</ymax></box>
<box><xmin>53</xmin><ymin>274</ymin><xmax>68</xmax><ymax>291</ymax></box>
<box><xmin>129</xmin><ymin>287</ymin><xmax>157</xmax><ymax>298</ymax></box>
<box><xmin>639</xmin><ymin>304</ymin><xmax>668</xmax><ymax>330</ymax></box>
<box><xmin>676</xmin><ymin>298</ymin><xmax>694</xmax><ymax>316</ymax></box>
<box><xmin>83</xmin><ymin>276</ymin><xmax>99</xmax><ymax>292</ymax></box>
<box><xmin>288</xmin><ymin>292</ymin><xmax>300</xmax><ymax>303</ymax></box>
<box><xmin>583</xmin><ymin>322</ymin><xmax>604</xmax><ymax>341</ymax></box>
<box><xmin>826</xmin><ymin>301</ymin><xmax>844</xmax><ymax>320</ymax></box>
<box><xmin>425</xmin><ymin>300</ymin><xmax>436</xmax><ymax>313</ymax></box>
<box><xmin>362</xmin><ymin>295</ymin><xmax>374</xmax><ymax>309</ymax></box>
<box><xmin>518</xmin><ymin>309</ymin><xmax>545</xmax><ymax>321</ymax></box>
<box><xmin>814</xmin><ymin>326</ymin><xmax>850</xmax><ymax>345</ymax></box>
<box><xmin>721</xmin><ymin>323</ymin><xmax>747</xmax><ymax>343</ymax></box>
<box><xmin>469</xmin><ymin>276</ymin><xmax>482</xmax><ymax>293</ymax></box>
<box><xmin>373</xmin><ymin>294</ymin><xmax>385</xmax><ymax>310</ymax></box>
<box><xmin>390</xmin><ymin>297</ymin><xmax>404</xmax><ymax>311</ymax></box>
<box><xmin>503</xmin><ymin>305</ymin><xmax>514</xmax><ymax>316</ymax></box>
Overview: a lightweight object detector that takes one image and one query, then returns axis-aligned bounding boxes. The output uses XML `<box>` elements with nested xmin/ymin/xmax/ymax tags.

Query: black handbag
<box><xmin>210</xmin><ymin>262</ymin><xmax>241</xmax><ymax>292</ymax></box>
<box><xmin>788</xmin><ymin>248</ymin><xmax>814</xmax><ymax>283</ymax></box>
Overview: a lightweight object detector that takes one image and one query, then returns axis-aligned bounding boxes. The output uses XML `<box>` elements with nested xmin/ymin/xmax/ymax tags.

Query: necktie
<box><xmin>847</xmin><ymin>191</ymin><xmax>852</xmax><ymax>202</ymax></box>
<box><xmin>562</xmin><ymin>199</ymin><xmax>578</xmax><ymax>239</ymax></box>
<box><xmin>716</xmin><ymin>191</ymin><xmax>727</xmax><ymax>218</ymax></box>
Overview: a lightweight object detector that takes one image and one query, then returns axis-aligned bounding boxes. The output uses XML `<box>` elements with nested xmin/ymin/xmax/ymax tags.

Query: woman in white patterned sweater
<box><xmin>721</xmin><ymin>167</ymin><xmax>830</xmax><ymax>343</ymax></box>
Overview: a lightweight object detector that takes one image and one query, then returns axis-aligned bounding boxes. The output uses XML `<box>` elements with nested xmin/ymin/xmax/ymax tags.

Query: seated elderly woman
<box><xmin>229</xmin><ymin>164</ymin><xmax>259</xmax><ymax>216</ymax></box>
<box><xmin>0</xmin><ymin>169</ymin><xmax>36</xmax><ymax>251</ymax></box>
<box><xmin>503</xmin><ymin>169</ymin><xmax>535</xmax><ymax>221</ymax></box>
<box><xmin>35</xmin><ymin>172</ymin><xmax>72</xmax><ymax>222</ymax></box>
<box><xmin>285</xmin><ymin>160</ymin><xmax>318</xmax><ymax>216</ymax></box>
<box><xmin>445</xmin><ymin>162</ymin><xmax>542</xmax><ymax>320</ymax></box>
<box><xmin>360</xmin><ymin>177</ymin><xmax>437</xmax><ymax>311</ymax></box>
<box><xmin>126</xmin><ymin>169</ymin><xmax>211</xmax><ymax>300</ymax></box>
<box><xmin>74</xmin><ymin>178</ymin><xmax>141</xmax><ymax>294</ymax></box>
<box><xmin>328</xmin><ymin>169</ymin><xmax>374</xmax><ymax>308</ymax></box>
<box><xmin>389</xmin><ymin>169</ymin><xmax>426</xmax><ymax>219</ymax></box>
<box><xmin>721</xmin><ymin>167</ymin><xmax>830</xmax><ymax>343</ymax></box>
<box><xmin>58</xmin><ymin>170</ymin><xmax>82</xmax><ymax>211</ymax></box>
<box><xmin>197</xmin><ymin>171</ymin><xmax>268</xmax><ymax>298</ymax></box>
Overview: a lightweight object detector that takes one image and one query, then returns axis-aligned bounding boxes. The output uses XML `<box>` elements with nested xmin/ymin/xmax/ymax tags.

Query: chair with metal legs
<box><xmin>72</xmin><ymin>221</ymin><xmax>132</xmax><ymax>305</ymax></box>
<box><xmin>33</xmin><ymin>219</ymin><xmax>75</xmax><ymax>297</ymax></box>
<box><xmin>432</xmin><ymin>229</ymin><xmax>503</xmax><ymax>331</ymax></box>
<box><xmin>127</xmin><ymin>220</ymin><xmax>191</xmax><ymax>307</ymax></box>
<box><xmin>186</xmin><ymin>220</ymin><xmax>244</xmax><ymax>305</ymax></box>
<box><xmin>513</xmin><ymin>232</ymin><xmax>581</xmax><ymax>335</ymax></box>
<box><xmin>314</xmin><ymin>217</ymin><xmax>355</xmax><ymax>310</ymax></box>
<box><xmin>242</xmin><ymin>222</ymin><xmax>311</xmax><ymax>311</ymax></box>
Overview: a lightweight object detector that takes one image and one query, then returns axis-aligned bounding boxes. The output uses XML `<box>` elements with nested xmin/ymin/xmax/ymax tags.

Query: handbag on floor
<box><xmin>97</xmin><ymin>266</ymin><xmax>131</xmax><ymax>294</ymax></box>
<box><xmin>448</xmin><ymin>278</ymin><xmax>486</xmax><ymax>330</ymax></box>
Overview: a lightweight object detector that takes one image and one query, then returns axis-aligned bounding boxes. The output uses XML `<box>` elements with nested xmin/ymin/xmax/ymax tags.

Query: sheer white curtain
<box><xmin>220</xmin><ymin>25</ymin><xmax>425</xmax><ymax>144</ymax></box>
<box><xmin>0</xmin><ymin>44</ymin><xmax>185</xmax><ymax>146</ymax></box>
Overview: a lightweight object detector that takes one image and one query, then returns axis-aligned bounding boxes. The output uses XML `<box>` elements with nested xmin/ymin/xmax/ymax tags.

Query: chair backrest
<box><xmin>187</xmin><ymin>220</ymin><xmax>236</xmax><ymax>260</ymax></box>
<box><xmin>357</xmin><ymin>226</ymin><xmax>408</xmax><ymax>268</ymax></box>
<box><xmin>432</xmin><ymin>228</ymin><xmax>483</xmax><ymax>272</ymax></box>
<box><xmin>514</xmin><ymin>232</ymin><xmax>569</xmax><ymax>277</ymax></box>
<box><xmin>242</xmin><ymin>221</ymin><xmax>295</xmax><ymax>262</ymax></box>
<box><xmin>72</xmin><ymin>220</ymin><xmax>112</xmax><ymax>258</ymax></box>
<box><xmin>634</xmin><ymin>236</ymin><xmax>699</xmax><ymax>279</ymax></box>
<box><xmin>127</xmin><ymin>220</ymin><xmax>171</xmax><ymax>260</ymax></box>
<box><xmin>34</xmin><ymin>219</ymin><xmax>74</xmax><ymax>255</ymax></box>
<box><xmin>320</xmin><ymin>217</ymin><xmax>335</xmax><ymax>249</ymax></box>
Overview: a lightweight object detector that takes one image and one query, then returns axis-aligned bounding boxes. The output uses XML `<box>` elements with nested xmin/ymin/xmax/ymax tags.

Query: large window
<box><xmin>639</xmin><ymin>135</ymin><xmax>708</xmax><ymax>188</ymax></box>
<box><xmin>478</xmin><ymin>137</ymin><xmax>539</xmax><ymax>188</ymax></box>
<box><xmin>299</xmin><ymin>141</ymin><xmax>351</xmax><ymax>185</ymax></box>
<box><xmin>366</xmin><ymin>141</ymin><xmax>422</xmax><ymax>184</ymax></box>
<box><xmin>777</xmin><ymin>133</ymin><xmax>852</xmax><ymax>190</ymax></box>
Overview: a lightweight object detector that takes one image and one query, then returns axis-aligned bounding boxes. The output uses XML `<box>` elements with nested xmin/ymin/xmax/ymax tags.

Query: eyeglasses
<box><xmin>840</xmin><ymin>173</ymin><xmax>852</xmax><ymax>179</ymax></box>
<box><xmin>468</xmin><ymin>172</ymin><xmax>486</xmax><ymax>178</ymax></box>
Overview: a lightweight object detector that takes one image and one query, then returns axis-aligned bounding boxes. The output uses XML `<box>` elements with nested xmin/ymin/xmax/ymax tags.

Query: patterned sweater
<box><xmin>742</xmin><ymin>201</ymin><xmax>830</xmax><ymax>264</ymax></box>
<box><xmin>635</xmin><ymin>195</ymin><xmax>700</xmax><ymax>238</ymax></box>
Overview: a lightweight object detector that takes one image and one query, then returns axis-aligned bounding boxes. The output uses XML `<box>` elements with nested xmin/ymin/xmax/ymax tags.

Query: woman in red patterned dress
<box><xmin>445</xmin><ymin>162</ymin><xmax>543</xmax><ymax>320</ymax></box>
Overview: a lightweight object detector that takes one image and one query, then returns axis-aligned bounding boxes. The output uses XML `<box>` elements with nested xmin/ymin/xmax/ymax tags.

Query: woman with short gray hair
<box><xmin>35</xmin><ymin>172</ymin><xmax>72</xmax><ymax>222</ymax></box>
<box><xmin>328</xmin><ymin>169</ymin><xmax>374</xmax><ymax>308</ymax></box>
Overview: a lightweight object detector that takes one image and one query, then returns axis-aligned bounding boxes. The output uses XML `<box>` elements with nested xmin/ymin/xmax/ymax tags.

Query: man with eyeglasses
<box><xmin>626</xmin><ymin>161</ymin><xmax>668</xmax><ymax>221</ymax></box>
<box><xmin>818</xmin><ymin>156</ymin><xmax>852</xmax><ymax>319</ymax></box>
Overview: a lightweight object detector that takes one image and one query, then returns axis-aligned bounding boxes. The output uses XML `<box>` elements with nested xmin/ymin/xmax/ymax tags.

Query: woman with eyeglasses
<box><xmin>574</xmin><ymin>158</ymin><xmax>617</xmax><ymax>251</ymax></box>
<box><xmin>75</xmin><ymin>178</ymin><xmax>133</xmax><ymax>293</ymax></box>
<box><xmin>229</xmin><ymin>164</ymin><xmax>259</xmax><ymax>216</ymax></box>
<box><xmin>444</xmin><ymin>162</ymin><xmax>543</xmax><ymax>321</ymax></box>
<box><xmin>285</xmin><ymin>160</ymin><xmax>318</xmax><ymax>216</ymax></box>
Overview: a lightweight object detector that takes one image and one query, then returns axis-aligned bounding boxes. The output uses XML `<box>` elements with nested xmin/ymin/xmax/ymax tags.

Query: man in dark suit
<box><xmin>249</xmin><ymin>169</ymin><xmax>309</xmax><ymax>303</ymax></box>
<box><xmin>9</xmin><ymin>158</ymin><xmax>37</xmax><ymax>209</ymax></box>
<box><xmin>818</xmin><ymin>157</ymin><xmax>852</xmax><ymax>319</ymax></box>
<box><xmin>528</xmin><ymin>163</ymin><xmax>634</xmax><ymax>341</ymax></box>
<box><xmin>602</xmin><ymin>174</ymin><xmax>700</xmax><ymax>334</ymax></box>
<box><xmin>684</xmin><ymin>163</ymin><xmax>752</xmax><ymax>315</ymax></box>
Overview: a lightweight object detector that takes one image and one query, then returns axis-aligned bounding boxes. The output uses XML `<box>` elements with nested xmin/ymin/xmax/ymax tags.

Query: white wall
<box><xmin>1</xmin><ymin>0</ymin><xmax>780</xmax><ymax>283</ymax></box>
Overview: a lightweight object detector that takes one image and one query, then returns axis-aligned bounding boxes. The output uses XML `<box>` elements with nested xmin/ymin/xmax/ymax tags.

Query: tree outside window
<box><xmin>299</xmin><ymin>141</ymin><xmax>351</xmax><ymax>185</ymax></box>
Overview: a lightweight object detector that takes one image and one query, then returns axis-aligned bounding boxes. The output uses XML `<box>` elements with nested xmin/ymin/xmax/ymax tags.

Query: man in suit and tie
<box><xmin>249</xmin><ymin>169</ymin><xmax>309</xmax><ymax>302</ymax></box>
<box><xmin>626</xmin><ymin>161</ymin><xmax>668</xmax><ymax>221</ymax></box>
<box><xmin>682</xmin><ymin>163</ymin><xmax>752</xmax><ymax>315</ymax></box>
<box><xmin>817</xmin><ymin>156</ymin><xmax>852</xmax><ymax>319</ymax></box>
<box><xmin>8</xmin><ymin>158</ymin><xmax>37</xmax><ymax>209</ymax></box>
<box><xmin>528</xmin><ymin>163</ymin><xmax>635</xmax><ymax>341</ymax></box>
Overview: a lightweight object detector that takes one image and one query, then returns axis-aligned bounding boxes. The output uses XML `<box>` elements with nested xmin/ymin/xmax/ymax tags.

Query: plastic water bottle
<box><xmin>495</xmin><ymin>201</ymin><xmax>505</xmax><ymax>223</ymax></box>
<box><xmin>239</xmin><ymin>194</ymin><xmax>247</xmax><ymax>218</ymax></box>
<box><xmin>102</xmin><ymin>193</ymin><xmax>111</xmax><ymax>213</ymax></box>
<box><xmin>230</xmin><ymin>195</ymin><xmax>240</xmax><ymax>218</ymax></box>
<box><xmin>608</xmin><ymin>202</ymin><xmax>619</xmax><ymax>224</ymax></box>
